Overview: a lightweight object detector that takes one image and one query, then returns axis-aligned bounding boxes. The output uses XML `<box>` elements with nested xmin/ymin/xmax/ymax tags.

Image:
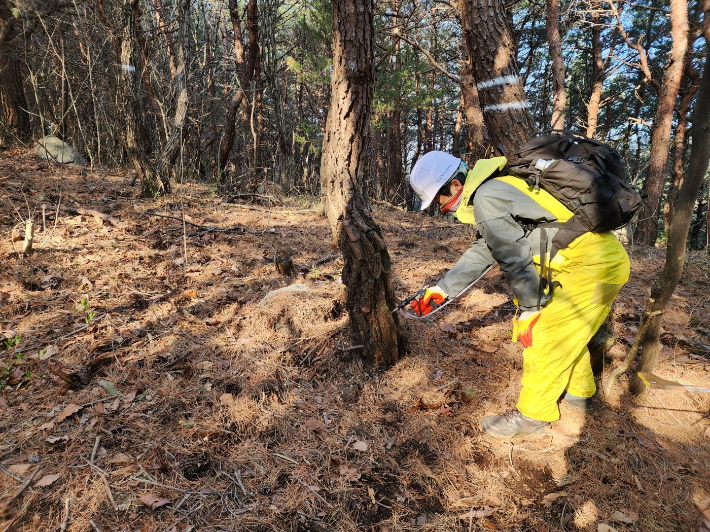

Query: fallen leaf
<box><xmin>41</xmin><ymin>275</ymin><xmax>61</xmax><ymax>289</ymax></box>
<box><xmin>0</xmin><ymin>397</ymin><xmax>7</xmax><ymax>408</ymax></box>
<box><xmin>122</xmin><ymin>391</ymin><xmax>136</xmax><ymax>404</ymax></box>
<box><xmin>28</xmin><ymin>345</ymin><xmax>58</xmax><ymax>361</ymax></box>
<box><xmin>303</xmin><ymin>417</ymin><xmax>324</xmax><ymax>431</ymax></box>
<box><xmin>56</xmin><ymin>403</ymin><xmax>82</xmax><ymax>423</ymax></box>
<box><xmin>633</xmin><ymin>474</ymin><xmax>644</xmax><ymax>492</ymax></box>
<box><xmin>138</xmin><ymin>493</ymin><xmax>171</xmax><ymax>509</ymax></box>
<box><xmin>220</xmin><ymin>393</ymin><xmax>234</xmax><ymax>405</ymax></box>
<box><xmin>416</xmin><ymin>514</ymin><xmax>427</xmax><ymax>525</ymax></box>
<box><xmin>94</xmin><ymin>403</ymin><xmax>106</xmax><ymax>415</ymax></box>
<box><xmin>611</xmin><ymin>509</ymin><xmax>638</xmax><ymax>524</ymax></box>
<box><xmin>440</xmin><ymin>323</ymin><xmax>456</xmax><ymax>334</ymax></box>
<box><xmin>99</xmin><ymin>380</ymin><xmax>124</xmax><ymax>397</ymax></box>
<box><xmin>458</xmin><ymin>508</ymin><xmax>496</xmax><ymax>519</ymax></box>
<box><xmin>352</xmin><ymin>440</ymin><xmax>368</xmax><ymax>452</ymax></box>
<box><xmin>46</xmin><ymin>436</ymin><xmax>69</xmax><ymax>443</ymax></box>
<box><xmin>80</xmin><ymin>276</ymin><xmax>93</xmax><ymax>290</ymax></box>
<box><xmin>597</xmin><ymin>524</ymin><xmax>618</xmax><ymax>532</ymax></box>
<box><xmin>34</xmin><ymin>473</ymin><xmax>61</xmax><ymax>487</ymax></box>
<box><xmin>111</xmin><ymin>453</ymin><xmax>132</xmax><ymax>464</ymax></box>
<box><xmin>184</xmin><ymin>289</ymin><xmax>198</xmax><ymax>298</ymax></box>
<box><xmin>481</xmin><ymin>344</ymin><xmax>498</xmax><ymax>353</ymax></box>
<box><xmin>8</xmin><ymin>464</ymin><xmax>31</xmax><ymax>475</ymax></box>
<box><xmin>38</xmin><ymin>421</ymin><xmax>54</xmax><ymax>430</ymax></box>
<box><xmin>542</xmin><ymin>491</ymin><xmax>567</xmax><ymax>508</ymax></box>
<box><xmin>338</xmin><ymin>464</ymin><xmax>361</xmax><ymax>481</ymax></box>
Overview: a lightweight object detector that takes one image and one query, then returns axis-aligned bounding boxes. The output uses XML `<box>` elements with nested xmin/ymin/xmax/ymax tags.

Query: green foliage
<box><xmin>4</xmin><ymin>333</ymin><xmax>21</xmax><ymax>352</ymax></box>
<box><xmin>75</xmin><ymin>298</ymin><xmax>96</xmax><ymax>323</ymax></box>
<box><xmin>1</xmin><ymin>335</ymin><xmax>23</xmax><ymax>390</ymax></box>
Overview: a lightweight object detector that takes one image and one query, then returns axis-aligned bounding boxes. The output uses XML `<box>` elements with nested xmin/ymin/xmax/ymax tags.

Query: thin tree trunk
<box><xmin>120</xmin><ymin>0</ymin><xmax>165</xmax><ymax>197</ymax></box>
<box><xmin>663</xmin><ymin>71</ymin><xmax>698</xmax><ymax>233</ymax></box>
<box><xmin>0</xmin><ymin>13</ymin><xmax>31</xmax><ymax>143</ymax></box>
<box><xmin>453</xmin><ymin>94</ymin><xmax>463</xmax><ymax>158</ymax></box>
<box><xmin>547</xmin><ymin>0</ymin><xmax>565</xmax><ymax>130</ymax></box>
<box><xmin>320</xmin><ymin>0</ymin><xmax>399</xmax><ymax>366</ymax></box>
<box><xmin>634</xmin><ymin>0</ymin><xmax>689</xmax><ymax>246</ymax></box>
<box><xmin>587</xmin><ymin>4</ymin><xmax>604</xmax><ymax>137</ymax></box>
<box><xmin>630</xmin><ymin>20</ymin><xmax>710</xmax><ymax>394</ymax></box>
<box><xmin>459</xmin><ymin>0</ymin><xmax>533</xmax><ymax>154</ymax></box>
<box><xmin>154</xmin><ymin>0</ymin><xmax>189</xmax><ymax>187</ymax></box>
<box><xmin>689</xmin><ymin>186</ymin><xmax>706</xmax><ymax>249</ymax></box>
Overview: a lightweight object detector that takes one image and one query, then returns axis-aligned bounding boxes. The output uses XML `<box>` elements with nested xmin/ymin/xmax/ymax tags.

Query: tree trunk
<box><xmin>459</xmin><ymin>0</ymin><xmax>533</xmax><ymax>154</ymax></box>
<box><xmin>689</xmin><ymin>186</ymin><xmax>706</xmax><ymax>249</ymax></box>
<box><xmin>630</xmin><ymin>18</ymin><xmax>710</xmax><ymax>394</ymax></box>
<box><xmin>547</xmin><ymin>0</ymin><xmax>565</xmax><ymax>130</ymax></box>
<box><xmin>663</xmin><ymin>71</ymin><xmax>698</xmax><ymax>233</ymax></box>
<box><xmin>120</xmin><ymin>0</ymin><xmax>166</xmax><ymax>197</ymax></box>
<box><xmin>0</xmin><ymin>13</ymin><xmax>31</xmax><ymax>143</ymax></box>
<box><xmin>155</xmin><ymin>0</ymin><xmax>189</xmax><ymax>186</ymax></box>
<box><xmin>459</xmin><ymin>37</ymin><xmax>489</xmax><ymax>160</ymax></box>
<box><xmin>587</xmin><ymin>4</ymin><xmax>604</xmax><ymax>137</ymax></box>
<box><xmin>320</xmin><ymin>0</ymin><xmax>399</xmax><ymax>367</ymax></box>
<box><xmin>634</xmin><ymin>0</ymin><xmax>689</xmax><ymax>246</ymax></box>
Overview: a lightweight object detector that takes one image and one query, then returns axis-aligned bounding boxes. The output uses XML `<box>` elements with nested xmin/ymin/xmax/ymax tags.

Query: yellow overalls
<box><xmin>453</xmin><ymin>159</ymin><xmax>630</xmax><ymax>421</ymax></box>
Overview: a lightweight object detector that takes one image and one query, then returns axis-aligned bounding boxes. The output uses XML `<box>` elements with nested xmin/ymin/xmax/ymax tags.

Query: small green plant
<box><xmin>309</xmin><ymin>266</ymin><xmax>322</xmax><ymax>279</ymax></box>
<box><xmin>4</xmin><ymin>333</ymin><xmax>21</xmax><ymax>351</ymax></box>
<box><xmin>75</xmin><ymin>298</ymin><xmax>96</xmax><ymax>323</ymax></box>
<box><xmin>0</xmin><ymin>342</ymin><xmax>24</xmax><ymax>389</ymax></box>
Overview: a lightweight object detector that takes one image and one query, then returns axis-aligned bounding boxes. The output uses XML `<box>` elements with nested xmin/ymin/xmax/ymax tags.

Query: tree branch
<box><xmin>393</xmin><ymin>31</ymin><xmax>460</xmax><ymax>83</ymax></box>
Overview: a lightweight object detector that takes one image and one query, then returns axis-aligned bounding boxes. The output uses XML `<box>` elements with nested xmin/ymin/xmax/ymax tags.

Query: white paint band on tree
<box><xmin>476</xmin><ymin>75</ymin><xmax>520</xmax><ymax>90</ymax></box>
<box><xmin>483</xmin><ymin>101</ymin><xmax>529</xmax><ymax>113</ymax></box>
<box><xmin>121</xmin><ymin>65</ymin><xmax>136</xmax><ymax>72</ymax></box>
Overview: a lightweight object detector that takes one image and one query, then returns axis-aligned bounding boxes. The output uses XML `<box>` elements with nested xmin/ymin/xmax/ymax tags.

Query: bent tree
<box><xmin>320</xmin><ymin>0</ymin><xmax>399</xmax><ymax>366</ymax></box>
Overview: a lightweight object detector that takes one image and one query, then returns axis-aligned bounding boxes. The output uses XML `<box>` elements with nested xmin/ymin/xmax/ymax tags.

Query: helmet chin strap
<box><xmin>439</xmin><ymin>188</ymin><xmax>463</xmax><ymax>213</ymax></box>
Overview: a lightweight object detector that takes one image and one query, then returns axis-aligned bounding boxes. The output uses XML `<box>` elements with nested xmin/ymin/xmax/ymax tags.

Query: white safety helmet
<box><xmin>410</xmin><ymin>151</ymin><xmax>463</xmax><ymax>210</ymax></box>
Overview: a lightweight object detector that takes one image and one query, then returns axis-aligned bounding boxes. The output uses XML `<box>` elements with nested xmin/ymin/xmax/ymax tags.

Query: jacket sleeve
<box><xmin>472</xmin><ymin>180</ymin><xmax>558</xmax><ymax>311</ymax></box>
<box><xmin>436</xmin><ymin>238</ymin><xmax>495</xmax><ymax>297</ymax></box>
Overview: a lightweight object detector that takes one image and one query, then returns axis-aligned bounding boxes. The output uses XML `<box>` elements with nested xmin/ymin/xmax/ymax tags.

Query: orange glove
<box><xmin>512</xmin><ymin>311</ymin><xmax>541</xmax><ymax>348</ymax></box>
<box><xmin>411</xmin><ymin>286</ymin><xmax>447</xmax><ymax>316</ymax></box>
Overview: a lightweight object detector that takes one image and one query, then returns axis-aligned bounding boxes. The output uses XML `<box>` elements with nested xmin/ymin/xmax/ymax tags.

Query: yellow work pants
<box><xmin>516</xmin><ymin>232</ymin><xmax>630</xmax><ymax>422</ymax></box>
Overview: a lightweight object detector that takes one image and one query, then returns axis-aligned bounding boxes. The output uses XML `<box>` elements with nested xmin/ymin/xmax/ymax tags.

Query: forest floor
<box><xmin>1</xmin><ymin>147</ymin><xmax>710</xmax><ymax>532</ymax></box>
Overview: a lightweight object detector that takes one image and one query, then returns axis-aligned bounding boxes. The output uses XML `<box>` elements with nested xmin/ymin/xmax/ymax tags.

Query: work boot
<box><xmin>481</xmin><ymin>410</ymin><xmax>548</xmax><ymax>439</ymax></box>
<box><xmin>561</xmin><ymin>391</ymin><xmax>593</xmax><ymax>411</ymax></box>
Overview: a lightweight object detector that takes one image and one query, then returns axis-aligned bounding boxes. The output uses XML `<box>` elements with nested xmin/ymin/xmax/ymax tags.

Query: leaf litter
<box><xmin>0</xmin><ymin>149</ymin><xmax>709</xmax><ymax>530</ymax></box>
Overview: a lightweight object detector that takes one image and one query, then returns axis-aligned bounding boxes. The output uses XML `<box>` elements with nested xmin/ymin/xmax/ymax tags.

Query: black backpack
<box><xmin>503</xmin><ymin>130</ymin><xmax>645</xmax><ymax>307</ymax></box>
<box><xmin>505</xmin><ymin>129</ymin><xmax>645</xmax><ymax>252</ymax></box>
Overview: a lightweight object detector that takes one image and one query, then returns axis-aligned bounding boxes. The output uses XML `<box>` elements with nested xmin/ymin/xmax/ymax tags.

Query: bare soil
<box><xmin>1</xmin><ymin>148</ymin><xmax>709</xmax><ymax>531</ymax></box>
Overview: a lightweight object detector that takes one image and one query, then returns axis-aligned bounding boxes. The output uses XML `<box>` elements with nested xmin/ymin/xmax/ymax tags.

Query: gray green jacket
<box><xmin>436</xmin><ymin>178</ymin><xmax>563</xmax><ymax>312</ymax></box>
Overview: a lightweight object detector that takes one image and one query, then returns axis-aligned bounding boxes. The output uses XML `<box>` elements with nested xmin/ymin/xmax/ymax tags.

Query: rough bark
<box><xmin>154</xmin><ymin>0</ymin><xmax>189</xmax><ymax>186</ymax></box>
<box><xmin>587</xmin><ymin>3</ymin><xmax>604</xmax><ymax>137</ymax></box>
<box><xmin>663</xmin><ymin>70</ymin><xmax>698</xmax><ymax>233</ymax></box>
<box><xmin>120</xmin><ymin>0</ymin><xmax>166</xmax><ymax>197</ymax></box>
<box><xmin>459</xmin><ymin>0</ymin><xmax>533</xmax><ymax>154</ymax></box>
<box><xmin>320</xmin><ymin>0</ymin><xmax>399</xmax><ymax>366</ymax></box>
<box><xmin>459</xmin><ymin>37</ymin><xmax>489</xmax><ymax>160</ymax></box>
<box><xmin>0</xmin><ymin>5</ymin><xmax>31</xmax><ymax>143</ymax></box>
<box><xmin>547</xmin><ymin>0</ymin><xmax>565</xmax><ymax>130</ymax></box>
<box><xmin>634</xmin><ymin>0</ymin><xmax>689</xmax><ymax>246</ymax></box>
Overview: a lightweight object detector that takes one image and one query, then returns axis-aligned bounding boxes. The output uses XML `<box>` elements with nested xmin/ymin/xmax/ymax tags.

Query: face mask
<box><xmin>439</xmin><ymin>188</ymin><xmax>463</xmax><ymax>213</ymax></box>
